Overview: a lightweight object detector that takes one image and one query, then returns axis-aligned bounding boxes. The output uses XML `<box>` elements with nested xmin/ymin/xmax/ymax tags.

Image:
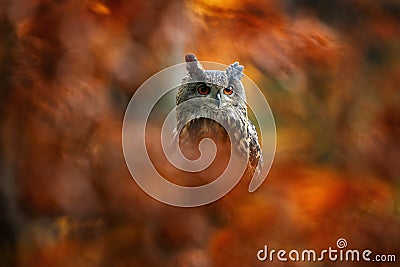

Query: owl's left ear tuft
<box><xmin>226</xmin><ymin>62</ymin><xmax>244</xmax><ymax>81</ymax></box>
<box><xmin>185</xmin><ymin>53</ymin><xmax>204</xmax><ymax>76</ymax></box>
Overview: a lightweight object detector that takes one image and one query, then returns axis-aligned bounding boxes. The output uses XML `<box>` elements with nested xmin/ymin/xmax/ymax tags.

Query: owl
<box><xmin>175</xmin><ymin>54</ymin><xmax>262</xmax><ymax>178</ymax></box>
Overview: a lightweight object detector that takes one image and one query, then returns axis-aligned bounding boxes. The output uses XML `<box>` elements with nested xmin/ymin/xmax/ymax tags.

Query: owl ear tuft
<box><xmin>185</xmin><ymin>53</ymin><xmax>197</xmax><ymax>63</ymax></box>
<box><xmin>226</xmin><ymin>62</ymin><xmax>244</xmax><ymax>81</ymax></box>
<box><xmin>185</xmin><ymin>53</ymin><xmax>204</xmax><ymax>76</ymax></box>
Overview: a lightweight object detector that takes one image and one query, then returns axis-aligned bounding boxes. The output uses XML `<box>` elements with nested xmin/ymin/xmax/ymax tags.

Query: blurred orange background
<box><xmin>0</xmin><ymin>0</ymin><xmax>399</xmax><ymax>266</ymax></box>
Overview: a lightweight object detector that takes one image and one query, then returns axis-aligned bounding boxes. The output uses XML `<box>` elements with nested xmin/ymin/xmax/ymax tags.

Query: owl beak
<box><xmin>216</xmin><ymin>92</ymin><xmax>221</xmax><ymax>108</ymax></box>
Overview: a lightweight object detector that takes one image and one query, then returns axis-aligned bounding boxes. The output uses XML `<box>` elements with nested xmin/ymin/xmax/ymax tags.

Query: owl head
<box><xmin>176</xmin><ymin>54</ymin><xmax>247</xmax><ymax>111</ymax></box>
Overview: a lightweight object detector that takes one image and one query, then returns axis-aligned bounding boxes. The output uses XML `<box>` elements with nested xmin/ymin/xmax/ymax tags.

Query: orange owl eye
<box><xmin>223</xmin><ymin>86</ymin><xmax>234</xmax><ymax>95</ymax></box>
<box><xmin>197</xmin><ymin>84</ymin><xmax>211</xmax><ymax>95</ymax></box>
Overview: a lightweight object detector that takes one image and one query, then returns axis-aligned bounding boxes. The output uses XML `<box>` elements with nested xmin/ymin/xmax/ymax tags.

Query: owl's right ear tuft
<box><xmin>185</xmin><ymin>53</ymin><xmax>204</xmax><ymax>76</ymax></box>
<box><xmin>185</xmin><ymin>53</ymin><xmax>197</xmax><ymax>63</ymax></box>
